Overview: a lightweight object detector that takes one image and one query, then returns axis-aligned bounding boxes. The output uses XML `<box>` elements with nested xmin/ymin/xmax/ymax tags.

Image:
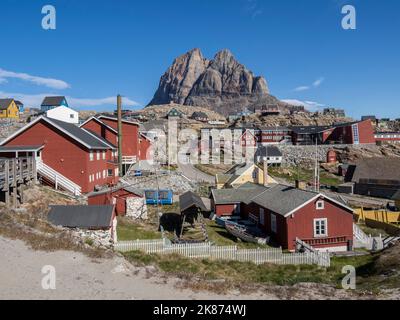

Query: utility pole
<box><xmin>117</xmin><ymin>94</ymin><xmax>123</xmax><ymax>177</ymax></box>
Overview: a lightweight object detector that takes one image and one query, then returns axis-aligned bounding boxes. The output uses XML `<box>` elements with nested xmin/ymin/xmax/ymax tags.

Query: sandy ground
<box><xmin>0</xmin><ymin>236</ymin><xmax>274</xmax><ymax>300</ymax></box>
<box><xmin>2</xmin><ymin>236</ymin><xmax>398</xmax><ymax>300</ymax></box>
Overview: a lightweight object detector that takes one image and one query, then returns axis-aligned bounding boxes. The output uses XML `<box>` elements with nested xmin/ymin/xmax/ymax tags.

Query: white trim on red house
<box><xmin>283</xmin><ymin>194</ymin><xmax>354</xmax><ymax>218</ymax></box>
<box><xmin>79</xmin><ymin>116</ymin><xmax>118</xmax><ymax>134</ymax></box>
<box><xmin>0</xmin><ymin>116</ymin><xmax>109</xmax><ymax>150</ymax></box>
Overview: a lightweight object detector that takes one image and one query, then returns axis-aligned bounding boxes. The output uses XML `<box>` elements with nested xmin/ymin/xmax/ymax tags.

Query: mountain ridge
<box><xmin>148</xmin><ymin>48</ymin><xmax>288</xmax><ymax>115</ymax></box>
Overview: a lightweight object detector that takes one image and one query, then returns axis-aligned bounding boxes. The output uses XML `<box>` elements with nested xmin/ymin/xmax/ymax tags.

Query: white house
<box><xmin>46</xmin><ymin>105</ymin><xmax>79</xmax><ymax>124</ymax></box>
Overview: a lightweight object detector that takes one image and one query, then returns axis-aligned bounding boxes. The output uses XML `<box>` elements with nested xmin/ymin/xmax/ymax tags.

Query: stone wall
<box><xmin>76</xmin><ymin>228</ymin><xmax>113</xmax><ymax>247</ymax></box>
<box><xmin>279</xmin><ymin>144</ymin><xmax>379</xmax><ymax>167</ymax></box>
<box><xmin>126</xmin><ymin>197</ymin><xmax>148</xmax><ymax>220</ymax></box>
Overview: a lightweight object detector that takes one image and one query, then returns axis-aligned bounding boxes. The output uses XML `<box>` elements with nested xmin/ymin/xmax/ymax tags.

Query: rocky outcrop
<box><xmin>148</xmin><ymin>48</ymin><xmax>285</xmax><ymax>115</ymax></box>
<box><xmin>149</xmin><ymin>48</ymin><xmax>209</xmax><ymax>106</ymax></box>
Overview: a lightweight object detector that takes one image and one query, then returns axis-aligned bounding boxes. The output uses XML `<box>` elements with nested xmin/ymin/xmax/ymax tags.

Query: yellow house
<box><xmin>0</xmin><ymin>99</ymin><xmax>20</xmax><ymax>119</ymax></box>
<box><xmin>215</xmin><ymin>162</ymin><xmax>277</xmax><ymax>189</ymax></box>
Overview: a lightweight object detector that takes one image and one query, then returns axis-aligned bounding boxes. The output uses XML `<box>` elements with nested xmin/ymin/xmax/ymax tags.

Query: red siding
<box><xmin>215</xmin><ymin>204</ymin><xmax>239</xmax><ymax>217</ymax></box>
<box><xmin>88</xmin><ymin>188</ymin><xmax>142</xmax><ymax>216</ymax></box>
<box><xmin>81</xmin><ymin>119</ymin><xmax>118</xmax><ymax>146</ymax></box>
<box><xmin>4</xmin><ymin>119</ymin><xmax>118</xmax><ymax>193</ymax></box>
<box><xmin>356</xmin><ymin>120</ymin><xmax>376</xmax><ymax>144</ymax></box>
<box><xmin>139</xmin><ymin>135</ymin><xmax>152</xmax><ymax>161</ymax></box>
<box><xmin>100</xmin><ymin>118</ymin><xmax>139</xmax><ymax>158</ymax></box>
<box><xmin>252</xmin><ymin>197</ymin><xmax>353</xmax><ymax>251</ymax></box>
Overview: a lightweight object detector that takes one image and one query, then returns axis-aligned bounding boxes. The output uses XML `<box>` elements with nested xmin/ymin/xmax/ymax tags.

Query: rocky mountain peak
<box><xmin>148</xmin><ymin>48</ymin><xmax>282</xmax><ymax>115</ymax></box>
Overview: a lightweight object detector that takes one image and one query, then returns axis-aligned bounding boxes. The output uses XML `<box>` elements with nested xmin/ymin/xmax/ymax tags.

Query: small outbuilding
<box><xmin>179</xmin><ymin>191</ymin><xmax>209</xmax><ymax>224</ymax></box>
<box><xmin>87</xmin><ymin>185</ymin><xmax>145</xmax><ymax>217</ymax></box>
<box><xmin>47</xmin><ymin>205</ymin><xmax>117</xmax><ymax>244</ymax></box>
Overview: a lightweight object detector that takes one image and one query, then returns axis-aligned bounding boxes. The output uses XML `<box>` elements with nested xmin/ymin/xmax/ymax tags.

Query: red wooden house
<box><xmin>0</xmin><ymin>116</ymin><xmax>119</xmax><ymax>194</ymax></box>
<box><xmin>80</xmin><ymin>116</ymin><xmax>152</xmax><ymax>164</ymax></box>
<box><xmin>212</xmin><ymin>183</ymin><xmax>354</xmax><ymax>252</ymax></box>
<box><xmin>88</xmin><ymin>185</ymin><xmax>144</xmax><ymax>216</ymax></box>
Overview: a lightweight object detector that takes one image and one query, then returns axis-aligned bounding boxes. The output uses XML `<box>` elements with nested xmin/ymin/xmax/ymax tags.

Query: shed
<box><xmin>179</xmin><ymin>191</ymin><xmax>208</xmax><ymax>224</ymax></box>
<box><xmin>48</xmin><ymin>205</ymin><xmax>115</xmax><ymax>229</ymax></box>
<box><xmin>87</xmin><ymin>185</ymin><xmax>144</xmax><ymax>216</ymax></box>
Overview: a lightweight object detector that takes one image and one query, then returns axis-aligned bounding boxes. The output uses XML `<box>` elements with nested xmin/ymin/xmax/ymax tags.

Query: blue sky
<box><xmin>0</xmin><ymin>0</ymin><xmax>399</xmax><ymax>119</ymax></box>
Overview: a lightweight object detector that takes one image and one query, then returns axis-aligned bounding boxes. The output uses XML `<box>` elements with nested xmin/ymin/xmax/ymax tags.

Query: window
<box><xmin>316</xmin><ymin>200</ymin><xmax>325</xmax><ymax>210</ymax></box>
<box><xmin>115</xmin><ymin>168</ymin><xmax>119</xmax><ymax>176</ymax></box>
<box><xmin>89</xmin><ymin>152</ymin><xmax>94</xmax><ymax>161</ymax></box>
<box><xmin>102</xmin><ymin>151</ymin><xmax>106</xmax><ymax>160</ymax></box>
<box><xmin>96</xmin><ymin>151</ymin><xmax>100</xmax><ymax>160</ymax></box>
<box><xmin>234</xmin><ymin>204</ymin><xmax>240</xmax><ymax>216</ymax></box>
<box><xmin>271</xmin><ymin>214</ymin><xmax>277</xmax><ymax>233</ymax></box>
<box><xmin>103</xmin><ymin>170</ymin><xmax>106</xmax><ymax>179</ymax></box>
<box><xmin>70</xmin><ymin>114</ymin><xmax>74</xmax><ymax>119</ymax></box>
<box><xmin>89</xmin><ymin>175</ymin><xmax>92</xmax><ymax>183</ymax></box>
<box><xmin>314</xmin><ymin>218</ymin><xmax>328</xmax><ymax>237</ymax></box>
<box><xmin>259</xmin><ymin>208</ymin><xmax>265</xmax><ymax>226</ymax></box>
<box><xmin>108</xmin><ymin>169</ymin><xmax>113</xmax><ymax>177</ymax></box>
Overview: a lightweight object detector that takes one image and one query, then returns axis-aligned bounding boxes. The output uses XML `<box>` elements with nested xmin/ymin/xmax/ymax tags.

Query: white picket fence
<box><xmin>114</xmin><ymin>239</ymin><xmax>331</xmax><ymax>267</ymax></box>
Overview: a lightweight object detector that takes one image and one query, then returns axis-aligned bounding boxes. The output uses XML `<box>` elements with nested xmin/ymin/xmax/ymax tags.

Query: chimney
<box><xmin>117</xmin><ymin>94</ymin><xmax>123</xmax><ymax>177</ymax></box>
<box><xmin>296</xmin><ymin>180</ymin><xmax>307</xmax><ymax>190</ymax></box>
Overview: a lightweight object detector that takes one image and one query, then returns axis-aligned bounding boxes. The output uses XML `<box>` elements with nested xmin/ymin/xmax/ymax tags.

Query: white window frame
<box><xmin>314</xmin><ymin>218</ymin><xmax>328</xmax><ymax>237</ymax></box>
<box><xmin>89</xmin><ymin>152</ymin><xmax>94</xmax><ymax>161</ymax></box>
<box><xmin>271</xmin><ymin>214</ymin><xmax>277</xmax><ymax>233</ymax></box>
<box><xmin>316</xmin><ymin>200</ymin><xmax>325</xmax><ymax>210</ymax></box>
<box><xmin>102</xmin><ymin>151</ymin><xmax>106</xmax><ymax>160</ymax></box>
<box><xmin>96</xmin><ymin>151</ymin><xmax>100</xmax><ymax>160</ymax></box>
<box><xmin>103</xmin><ymin>170</ymin><xmax>106</xmax><ymax>179</ymax></box>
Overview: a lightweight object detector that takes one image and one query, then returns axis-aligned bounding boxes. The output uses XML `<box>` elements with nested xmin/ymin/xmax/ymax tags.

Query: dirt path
<box><xmin>0</xmin><ymin>236</ymin><xmax>272</xmax><ymax>300</ymax></box>
<box><xmin>177</xmin><ymin>162</ymin><xmax>215</xmax><ymax>184</ymax></box>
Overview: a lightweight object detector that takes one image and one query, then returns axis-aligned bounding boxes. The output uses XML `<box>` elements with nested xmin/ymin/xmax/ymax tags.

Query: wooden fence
<box><xmin>354</xmin><ymin>208</ymin><xmax>400</xmax><ymax>225</ymax></box>
<box><xmin>114</xmin><ymin>239</ymin><xmax>331</xmax><ymax>267</ymax></box>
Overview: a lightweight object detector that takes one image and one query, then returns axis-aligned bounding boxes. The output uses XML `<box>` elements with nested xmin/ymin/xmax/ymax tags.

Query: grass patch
<box><xmin>194</xmin><ymin>163</ymin><xmax>232</xmax><ymax>176</ymax></box>
<box><xmin>206</xmin><ymin>220</ymin><xmax>272</xmax><ymax>249</ymax></box>
<box><xmin>117</xmin><ymin>217</ymin><xmax>162</xmax><ymax>241</ymax></box>
<box><xmin>269</xmin><ymin>166</ymin><xmax>343</xmax><ymax>187</ymax></box>
<box><xmin>123</xmin><ymin>250</ymin><xmax>377</xmax><ymax>289</ymax></box>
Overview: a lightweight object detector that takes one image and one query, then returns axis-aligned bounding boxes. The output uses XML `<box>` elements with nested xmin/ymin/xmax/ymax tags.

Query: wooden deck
<box><xmin>0</xmin><ymin>157</ymin><xmax>37</xmax><ymax>207</ymax></box>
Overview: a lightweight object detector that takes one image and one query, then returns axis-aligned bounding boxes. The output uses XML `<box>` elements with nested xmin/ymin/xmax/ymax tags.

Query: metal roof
<box><xmin>349</xmin><ymin>158</ymin><xmax>400</xmax><ymax>183</ymax></box>
<box><xmin>179</xmin><ymin>191</ymin><xmax>208</xmax><ymax>212</ymax></box>
<box><xmin>47</xmin><ymin>205</ymin><xmax>114</xmax><ymax>229</ymax></box>
<box><xmin>41</xmin><ymin>96</ymin><xmax>66</xmax><ymax>107</ymax></box>
<box><xmin>46</xmin><ymin>118</ymin><xmax>111</xmax><ymax>150</ymax></box>
<box><xmin>0</xmin><ymin>98</ymin><xmax>14</xmax><ymax>110</ymax></box>
<box><xmin>251</xmin><ymin>184</ymin><xmax>319</xmax><ymax>216</ymax></box>
<box><xmin>0</xmin><ymin>145</ymin><xmax>44</xmax><ymax>152</ymax></box>
<box><xmin>211</xmin><ymin>184</ymin><xmax>268</xmax><ymax>205</ymax></box>
<box><xmin>255</xmin><ymin>146</ymin><xmax>282</xmax><ymax>158</ymax></box>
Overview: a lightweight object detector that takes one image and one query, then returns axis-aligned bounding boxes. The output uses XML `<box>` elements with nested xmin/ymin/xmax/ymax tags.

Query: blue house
<box><xmin>15</xmin><ymin>100</ymin><xmax>24</xmax><ymax>113</ymax></box>
<box><xmin>40</xmin><ymin>96</ymin><xmax>69</xmax><ymax>112</ymax></box>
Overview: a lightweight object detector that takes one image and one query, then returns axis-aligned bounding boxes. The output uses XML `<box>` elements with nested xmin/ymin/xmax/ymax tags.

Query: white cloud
<box><xmin>293</xmin><ymin>77</ymin><xmax>325</xmax><ymax>92</ymax></box>
<box><xmin>294</xmin><ymin>86</ymin><xmax>310</xmax><ymax>92</ymax></box>
<box><xmin>0</xmin><ymin>68</ymin><xmax>70</xmax><ymax>90</ymax></box>
<box><xmin>281</xmin><ymin>99</ymin><xmax>326</xmax><ymax>112</ymax></box>
<box><xmin>0</xmin><ymin>91</ymin><xmax>141</xmax><ymax>109</ymax></box>
<box><xmin>313</xmin><ymin>77</ymin><xmax>324</xmax><ymax>87</ymax></box>
<box><xmin>0</xmin><ymin>78</ymin><xmax>8</xmax><ymax>84</ymax></box>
